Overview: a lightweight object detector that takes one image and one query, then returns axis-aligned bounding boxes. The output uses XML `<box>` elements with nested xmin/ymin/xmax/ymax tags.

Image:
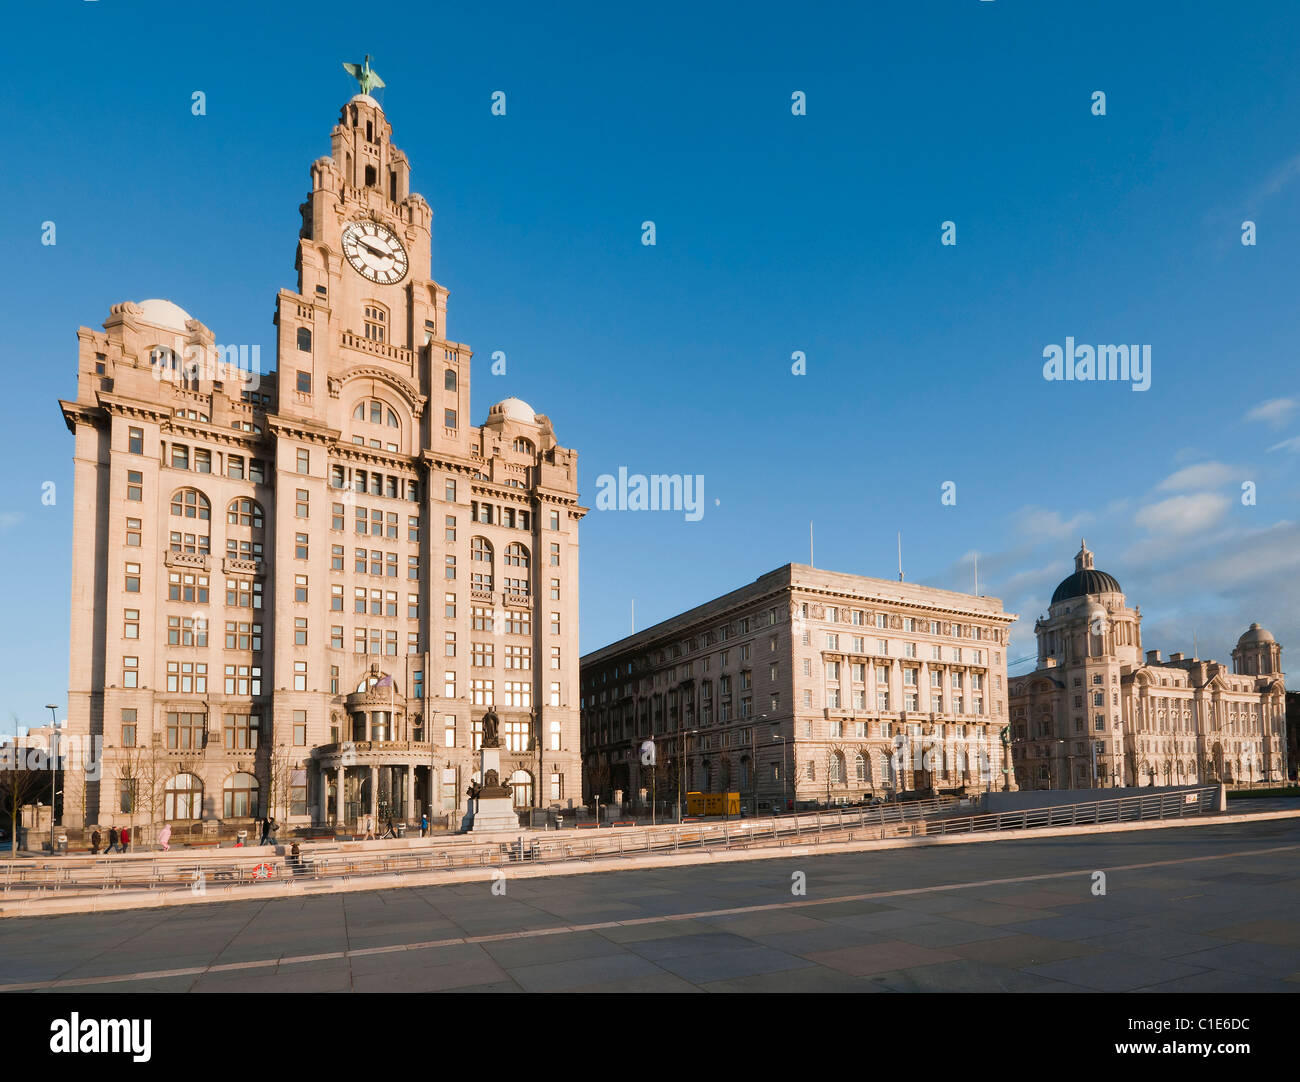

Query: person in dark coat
<box><xmin>259</xmin><ymin>817</ymin><xmax>270</xmax><ymax>845</ymax></box>
<box><xmin>107</xmin><ymin>826</ymin><xmax>118</xmax><ymax>853</ymax></box>
<box><xmin>90</xmin><ymin>829</ymin><xmax>101</xmax><ymax>855</ymax></box>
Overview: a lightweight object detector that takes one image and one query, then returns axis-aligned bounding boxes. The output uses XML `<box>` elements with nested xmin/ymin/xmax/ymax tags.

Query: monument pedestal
<box><xmin>466</xmin><ymin>746</ymin><xmax>519</xmax><ymax>833</ymax></box>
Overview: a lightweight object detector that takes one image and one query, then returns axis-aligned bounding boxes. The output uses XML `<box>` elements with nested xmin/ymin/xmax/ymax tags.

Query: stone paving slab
<box><xmin>2</xmin><ymin>817</ymin><xmax>1298</xmax><ymax>993</ymax></box>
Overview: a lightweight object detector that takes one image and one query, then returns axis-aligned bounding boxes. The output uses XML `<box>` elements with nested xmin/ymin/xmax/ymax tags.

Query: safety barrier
<box><xmin>0</xmin><ymin>788</ymin><xmax>1220</xmax><ymax>901</ymax></box>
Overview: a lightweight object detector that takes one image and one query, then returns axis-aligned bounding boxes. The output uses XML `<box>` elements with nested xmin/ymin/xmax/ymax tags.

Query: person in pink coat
<box><xmin>158</xmin><ymin>823</ymin><xmax>172</xmax><ymax>851</ymax></box>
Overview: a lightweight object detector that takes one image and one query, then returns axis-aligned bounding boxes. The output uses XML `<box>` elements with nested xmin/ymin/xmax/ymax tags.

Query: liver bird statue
<box><xmin>343</xmin><ymin>55</ymin><xmax>385</xmax><ymax>96</ymax></box>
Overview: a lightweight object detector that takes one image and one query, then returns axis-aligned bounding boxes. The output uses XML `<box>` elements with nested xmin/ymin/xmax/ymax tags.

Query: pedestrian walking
<box><xmin>107</xmin><ymin>826</ymin><xmax>118</xmax><ymax>853</ymax></box>
<box><xmin>120</xmin><ymin>825</ymin><xmax>130</xmax><ymax>852</ymax></box>
<box><xmin>420</xmin><ymin>811</ymin><xmax>428</xmax><ymax>838</ymax></box>
<box><xmin>158</xmin><ymin>823</ymin><xmax>172</xmax><ymax>852</ymax></box>
<box><xmin>259</xmin><ymin>817</ymin><xmax>270</xmax><ymax>845</ymax></box>
<box><xmin>266</xmin><ymin>818</ymin><xmax>277</xmax><ymax>845</ymax></box>
<box><xmin>90</xmin><ymin>829</ymin><xmax>101</xmax><ymax>855</ymax></box>
<box><xmin>363</xmin><ymin>814</ymin><xmax>374</xmax><ymax>840</ymax></box>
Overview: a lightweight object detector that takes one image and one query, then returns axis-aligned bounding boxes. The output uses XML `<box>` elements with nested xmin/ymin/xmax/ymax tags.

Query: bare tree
<box><xmin>267</xmin><ymin>742</ymin><xmax>299</xmax><ymax>823</ymax></box>
<box><xmin>2</xmin><ymin>716</ymin><xmax>48</xmax><ymax>852</ymax></box>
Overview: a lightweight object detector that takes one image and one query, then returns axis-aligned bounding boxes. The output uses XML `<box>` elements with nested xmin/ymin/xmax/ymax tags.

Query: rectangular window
<box><xmin>128</xmin><ymin>427</ymin><xmax>144</xmax><ymax>455</ymax></box>
<box><xmin>444</xmin><ymin>408</ymin><xmax>457</xmax><ymax>429</ymax></box>
<box><xmin>293</xmin><ymin>709</ymin><xmax>307</xmax><ymax>746</ymax></box>
<box><xmin>126</xmin><ymin>470</ymin><xmax>143</xmax><ymax>500</ymax></box>
<box><xmin>331</xmin><ymin>625</ymin><xmax>343</xmax><ymax>649</ymax></box>
<box><xmin>124</xmin><ymin>562</ymin><xmax>141</xmax><ymax>592</ymax></box>
<box><xmin>444</xmin><ymin>715</ymin><xmax>456</xmax><ymax>747</ymax></box>
<box><xmin>551</xmin><ymin>646</ymin><xmax>561</xmax><ymax>670</ymax></box>
<box><xmin>224</xmin><ymin>713</ymin><xmax>259</xmax><ymax>751</ymax></box>
<box><xmin>296</xmin><ymin>371</ymin><xmax>312</xmax><ymax>394</ymax></box>
<box><xmin>445</xmin><ymin>671</ymin><xmax>456</xmax><ymax>698</ymax></box>
<box><xmin>296</xmin><ymin>448</ymin><xmax>310</xmax><ymax>474</ymax></box>
<box><xmin>295</xmin><ymin>533</ymin><xmax>309</xmax><ymax>560</ymax></box>
<box><xmin>295</xmin><ymin>489</ymin><xmax>309</xmax><ymax>518</ymax></box>
<box><xmin>295</xmin><ymin>617</ymin><xmax>308</xmax><ymax>646</ymax></box>
<box><xmin>123</xmin><ymin>608</ymin><xmax>140</xmax><ymax>639</ymax></box>
<box><xmin>294</xmin><ymin>660</ymin><xmax>307</xmax><ymax>691</ymax></box>
<box><xmin>166</xmin><ymin>711</ymin><xmax>206</xmax><ymax>751</ymax></box>
<box><xmin>294</xmin><ymin>574</ymin><xmax>308</xmax><ymax>602</ymax></box>
<box><xmin>123</xmin><ymin>655</ymin><xmax>138</xmax><ymax>688</ymax></box>
<box><xmin>121</xmin><ymin>708</ymin><xmax>137</xmax><ymax>748</ymax></box>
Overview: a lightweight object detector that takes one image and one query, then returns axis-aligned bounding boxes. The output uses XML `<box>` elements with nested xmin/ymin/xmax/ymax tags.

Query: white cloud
<box><xmin>1267</xmin><ymin>435</ymin><xmax>1300</xmax><ymax>454</ymax></box>
<box><xmin>1012</xmin><ymin>507</ymin><xmax>1090</xmax><ymax>544</ymax></box>
<box><xmin>0</xmin><ymin>511</ymin><xmax>23</xmax><ymax>532</ymax></box>
<box><xmin>1134</xmin><ymin>493</ymin><xmax>1231</xmax><ymax>536</ymax></box>
<box><xmin>1156</xmin><ymin>462</ymin><xmax>1239</xmax><ymax>492</ymax></box>
<box><xmin>1245</xmin><ymin>397</ymin><xmax>1297</xmax><ymax>426</ymax></box>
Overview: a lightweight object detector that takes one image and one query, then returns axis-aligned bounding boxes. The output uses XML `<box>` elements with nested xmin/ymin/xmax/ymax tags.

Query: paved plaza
<box><xmin>2</xmin><ymin>818</ymin><xmax>1299</xmax><ymax>992</ymax></box>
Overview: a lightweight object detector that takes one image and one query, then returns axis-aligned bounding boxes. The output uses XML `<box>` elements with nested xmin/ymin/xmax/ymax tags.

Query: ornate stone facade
<box><xmin>58</xmin><ymin>92</ymin><xmax>584</xmax><ymax>832</ymax></box>
<box><xmin>581</xmin><ymin>564</ymin><xmax>1017</xmax><ymax>814</ymax></box>
<box><xmin>1009</xmin><ymin>543</ymin><xmax>1287</xmax><ymax>788</ymax></box>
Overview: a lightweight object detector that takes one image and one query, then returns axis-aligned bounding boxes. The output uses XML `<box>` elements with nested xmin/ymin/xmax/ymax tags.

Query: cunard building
<box><xmin>1009</xmin><ymin>542</ymin><xmax>1287</xmax><ymax>789</ymax></box>
<box><xmin>580</xmin><ymin>564</ymin><xmax>1017</xmax><ymax>814</ymax></box>
<box><xmin>58</xmin><ymin>76</ymin><xmax>585</xmax><ymax>835</ymax></box>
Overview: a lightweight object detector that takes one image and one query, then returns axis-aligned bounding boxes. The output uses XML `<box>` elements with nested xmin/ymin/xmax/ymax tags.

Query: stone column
<box><xmin>336</xmin><ymin>766</ymin><xmax>345</xmax><ymax>824</ymax></box>
<box><xmin>369</xmin><ymin>765</ymin><xmax>378</xmax><ymax>820</ymax></box>
<box><xmin>319</xmin><ymin>767</ymin><xmax>329</xmax><ymax>823</ymax></box>
<box><xmin>406</xmin><ymin>764</ymin><xmax>414</xmax><ymax>820</ymax></box>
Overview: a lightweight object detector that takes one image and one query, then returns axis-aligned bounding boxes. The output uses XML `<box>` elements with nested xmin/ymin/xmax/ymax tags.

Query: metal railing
<box><xmin>0</xmin><ymin>788</ymin><xmax>1220</xmax><ymax>902</ymax></box>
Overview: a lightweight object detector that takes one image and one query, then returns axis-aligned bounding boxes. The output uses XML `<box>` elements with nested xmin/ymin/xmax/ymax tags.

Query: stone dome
<box><xmin>136</xmin><ymin>298</ymin><xmax>193</xmax><ymax>333</ymax></box>
<box><xmin>1237</xmin><ymin>623</ymin><xmax>1275</xmax><ymax>646</ymax></box>
<box><xmin>490</xmin><ymin>397</ymin><xmax>536</xmax><ymax>424</ymax></box>
<box><xmin>1051</xmin><ymin>540</ymin><xmax>1123</xmax><ymax>604</ymax></box>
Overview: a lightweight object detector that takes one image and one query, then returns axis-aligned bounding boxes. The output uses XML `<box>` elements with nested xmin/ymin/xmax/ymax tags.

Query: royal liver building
<box><xmin>1009</xmin><ymin>542</ymin><xmax>1286</xmax><ymax>789</ymax></box>
<box><xmin>59</xmin><ymin>77</ymin><xmax>585</xmax><ymax>836</ymax></box>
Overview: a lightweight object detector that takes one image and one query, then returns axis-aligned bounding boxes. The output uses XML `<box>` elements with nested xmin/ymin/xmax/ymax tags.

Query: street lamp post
<box><xmin>45</xmin><ymin>704</ymin><xmax>59</xmax><ymax>853</ymax></box>
<box><xmin>773</xmin><ymin>733</ymin><xmax>789</xmax><ymax>814</ymax></box>
<box><xmin>676</xmin><ymin>727</ymin><xmax>698</xmax><ymax>823</ymax></box>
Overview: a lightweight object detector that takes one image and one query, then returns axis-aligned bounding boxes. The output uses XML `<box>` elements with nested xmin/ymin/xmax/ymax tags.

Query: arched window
<box><xmin>165</xmin><ymin>774</ymin><xmax>203</xmax><ymax>821</ymax></box>
<box><xmin>227</xmin><ymin>497</ymin><xmax>264</xmax><ymax>529</ymax></box>
<box><xmin>170</xmin><ymin>488</ymin><xmax>210</xmax><ymax>520</ymax></box>
<box><xmin>223</xmin><ymin>772</ymin><xmax>259</xmax><ymax>818</ymax></box>
<box><xmin>355</xmin><ymin>672</ymin><xmax>397</xmax><ymax>694</ymax></box>
<box><xmin>509</xmin><ymin>770</ymin><xmax>533</xmax><ymax>809</ymax></box>
<box><xmin>150</xmin><ymin>346</ymin><xmax>179</xmax><ymax>371</ymax></box>
<box><xmin>504</xmin><ymin>543</ymin><xmax>529</xmax><ymax>568</ymax></box>
<box><xmin>352</xmin><ymin>397</ymin><xmax>400</xmax><ymax>429</ymax></box>
<box><xmin>444</xmin><ymin>368</ymin><xmax>457</xmax><ymax>392</ymax></box>
<box><xmin>363</xmin><ymin>304</ymin><xmax>387</xmax><ymax>342</ymax></box>
<box><xmin>854</xmin><ymin>751</ymin><xmax>869</xmax><ymax>785</ymax></box>
<box><xmin>829</xmin><ymin>751</ymin><xmax>845</xmax><ymax>784</ymax></box>
<box><xmin>512</xmin><ymin>437</ymin><xmax>534</xmax><ymax>454</ymax></box>
<box><xmin>471</xmin><ymin>537</ymin><xmax>493</xmax><ymax>590</ymax></box>
<box><xmin>296</xmin><ymin>327</ymin><xmax>312</xmax><ymax>352</ymax></box>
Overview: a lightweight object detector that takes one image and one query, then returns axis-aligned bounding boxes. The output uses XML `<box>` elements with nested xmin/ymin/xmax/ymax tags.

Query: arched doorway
<box><xmin>222</xmin><ymin>772</ymin><xmax>259</xmax><ymax>818</ymax></box>
<box><xmin>165</xmin><ymin>774</ymin><xmax>203</xmax><ymax>820</ymax></box>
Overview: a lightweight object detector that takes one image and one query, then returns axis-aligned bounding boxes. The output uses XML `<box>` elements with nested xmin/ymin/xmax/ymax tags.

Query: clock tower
<box><xmin>274</xmin><ymin>90</ymin><xmax>469</xmax><ymax>457</ymax></box>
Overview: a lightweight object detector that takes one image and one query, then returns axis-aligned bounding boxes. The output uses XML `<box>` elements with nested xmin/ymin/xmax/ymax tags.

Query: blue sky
<box><xmin>2</xmin><ymin>0</ymin><xmax>1298</xmax><ymax>732</ymax></box>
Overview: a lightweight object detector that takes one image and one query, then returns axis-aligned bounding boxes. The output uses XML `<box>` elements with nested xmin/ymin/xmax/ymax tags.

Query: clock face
<box><xmin>341</xmin><ymin>221</ymin><xmax>409</xmax><ymax>285</ymax></box>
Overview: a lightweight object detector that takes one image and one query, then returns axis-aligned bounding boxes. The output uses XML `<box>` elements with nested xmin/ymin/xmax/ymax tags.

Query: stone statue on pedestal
<box><xmin>482</xmin><ymin>709</ymin><xmax>501</xmax><ymax>748</ymax></box>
